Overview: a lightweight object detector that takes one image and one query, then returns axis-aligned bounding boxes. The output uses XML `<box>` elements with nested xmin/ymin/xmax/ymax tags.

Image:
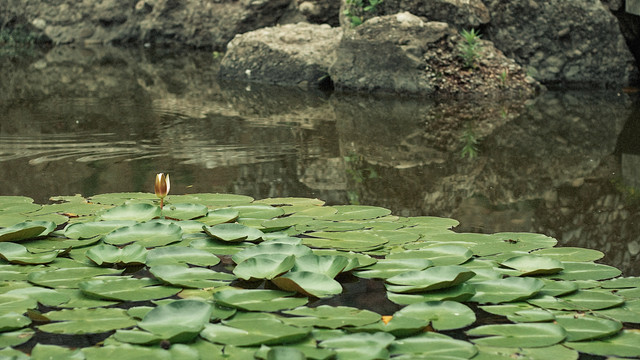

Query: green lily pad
<box><xmin>168</xmin><ymin>193</ymin><xmax>254</xmax><ymax>208</ymax></box>
<box><xmin>527</xmin><ymin>290</ymin><xmax>624</xmax><ymax>311</ymax></box>
<box><xmin>385</xmin><ymin>265</ymin><xmax>476</xmax><ymax>293</ymax></box>
<box><xmin>0</xmin><ymin>221</ymin><xmax>50</xmax><ymax>242</ymax></box>
<box><xmin>23</xmin><ymin>236</ymin><xmax>101</xmax><ymax>253</ymax></box>
<box><xmin>138</xmin><ymin>300</ymin><xmax>213</xmax><ymax>342</ymax></box>
<box><xmin>549</xmin><ymin>261</ymin><xmax>622</xmax><ymax>281</ymax></box>
<box><xmin>302</xmin><ymin>230</ymin><xmax>388</xmax><ymax>251</ymax></box>
<box><xmin>82</xmin><ymin>343</ymin><xmax>174</xmax><ymax>359</ymax></box>
<box><xmin>529</xmin><ymin>247</ymin><xmax>604</xmax><ymax>262</ymax></box>
<box><xmin>4</xmin><ymin>286</ymin><xmax>70</xmax><ymax>306</ymax></box>
<box><xmin>0</xmin><ymin>328</ymin><xmax>34</xmax><ymax>348</ymax></box>
<box><xmin>320</xmin><ymin>205</ymin><xmax>392</xmax><ymax>221</ymax></box>
<box><xmin>282</xmin><ymin>305</ymin><xmax>380</xmax><ymax>329</ymax></box>
<box><xmin>0</xmin><ymin>242</ymin><xmax>59</xmax><ymax>264</ymax></box>
<box><xmin>198</xmin><ymin>208</ymin><xmax>240</xmax><ymax>225</ymax></box>
<box><xmin>102</xmin><ymin>222</ymin><xmax>183</xmax><ymax>247</ymax></box>
<box><xmin>387</xmin><ymin>283</ymin><xmax>476</xmax><ymax>305</ymax></box>
<box><xmin>272</xmin><ymin>271</ymin><xmax>343</xmax><ymax>298</ymax></box>
<box><xmin>467</xmin><ymin>323</ymin><xmax>566</xmax><ymax>348</ymax></box>
<box><xmin>470</xmin><ymin>277</ymin><xmax>544</xmax><ymax>304</ymax></box>
<box><xmin>39</xmin><ymin>307</ymin><xmax>136</xmax><ymax>334</ymax></box>
<box><xmin>538</xmin><ymin>279</ymin><xmax>579</xmax><ymax>297</ymax></box>
<box><xmin>146</xmin><ymin>246</ymin><xmax>220</xmax><ymax>267</ymax></box>
<box><xmin>230</xmin><ymin>204</ymin><xmax>285</xmax><ymax>219</ymax></box>
<box><xmin>0</xmin><ymin>312</ymin><xmax>31</xmax><ymax>332</ymax></box>
<box><xmin>233</xmin><ymin>254</ymin><xmax>296</xmax><ymax>280</ymax></box>
<box><xmin>64</xmin><ymin>220</ymin><xmax>137</xmax><ymax>239</ymax></box>
<box><xmin>201</xmin><ymin>313</ymin><xmax>310</xmax><ymax>346</ymax></box>
<box><xmin>232</xmin><ymin>243</ymin><xmax>313</xmax><ymax>264</ymax></box>
<box><xmin>89</xmin><ymin>192</ymin><xmax>158</xmax><ymax>205</ymax></box>
<box><xmin>319</xmin><ymin>332</ymin><xmax>395</xmax><ymax>360</ymax></box>
<box><xmin>506</xmin><ymin>308</ymin><xmax>555</xmax><ymax>323</ymax></box>
<box><xmin>565</xmin><ymin>330</ymin><xmax>640</xmax><ymax>358</ymax></box>
<box><xmin>601</xmin><ymin>276</ymin><xmax>640</xmax><ymax>289</ymax></box>
<box><xmin>213</xmin><ymin>289</ymin><xmax>308</xmax><ymax>312</ymax></box>
<box><xmin>594</xmin><ymin>299</ymin><xmax>640</xmax><ymax>323</ymax></box>
<box><xmin>161</xmin><ymin>203</ymin><xmax>209</xmax><ymax>220</ymax></box>
<box><xmin>499</xmin><ymin>255</ymin><xmax>564</xmax><ymax>276</ymax></box>
<box><xmin>97</xmin><ymin>202</ymin><xmax>161</xmax><ymax>221</ymax></box>
<box><xmin>389</xmin><ymin>332</ymin><xmax>477</xmax><ymax>359</ymax></box>
<box><xmin>31</xmin><ymin>344</ymin><xmax>84</xmax><ymax>360</ymax></box>
<box><xmin>470</xmin><ymin>232</ymin><xmax>558</xmax><ymax>256</ymax></box>
<box><xmin>554</xmin><ymin>314</ymin><xmax>622</xmax><ymax>341</ymax></box>
<box><xmin>203</xmin><ymin>223</ymin><xmax>264</xmax><ymax>242</ymax></box>
<box><xmin>388</xmin><ymin>244</ymin><xmax>473</xmax><ymax>266</ymax></box>
<box><xmin>86</xmin><ymin>243</ymin><xmax>147</xmax><ymax>266</ymax></box>
<box><xmin>354</xmin><ymin>258</ymin><xmax>433</xmax><ymax>279</ymax></box>
<box><xmin>291</xmin><ymin>254</ymin><xmax>349</xmax><ymax>278</ymax></box>
<box><xmin>28</xmin><ymin>267</ymin><xmax>122</xmax><ymax>288</ymax></box>
<box><xmin>79</xmin><ymin>277</ymin><xmax>181</xmax><ymax>301</ymax></box>
<box><xmin>150</xmin><ymin>264</ymin><xmax>235</xmax><ymax>288</ymax></box>
<box><xmin>394</xmin><ymin>301</ymin><xmax>476</xmax><ymax>330</ymax></box>
<box><xmin>473</xmin><ymin>344</ymin><xmax>578</xmax><ymax>360</ymax></box>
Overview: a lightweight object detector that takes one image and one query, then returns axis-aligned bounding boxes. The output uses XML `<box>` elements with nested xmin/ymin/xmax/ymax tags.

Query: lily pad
<box><xmin>86</xmin><ymin>243</ymin><xmax>147</xmax><ymax>266</ymax></box>
<box><xmin>291</xmin><ymin>254</ymin><xmax>349</xmax><ymax>278</ymax></box>
<box><xmin>272</xmin><ymin>271</ymin><xmax>343</xmax><ymax>298</ymax></box>
<box><xmin>64</xmin><ymin>220</ymin><xmax>137</xmax><ymax>239</ymax></box>
<box><xmin>232</xmin><ymin>243</ymin><xmax>313</xmax><ymax>264</ymax></box>
<box><xmin>470</xmin><ymin>277</ymin><xmax>544</xmax><ymax>304</ymax></box>
<box><xmin>233</xmin><ymin>254</ymin><xmax>296</xmax><ymax>280</ymax></box>
<box><xmin>138</xmin><ymin>300</ymin><xmax>213</xmax><ymax>342</ymax></box>
<box><xmin>145</xmin><ymin>246</ymin><xmax>220</xmax><ymax>267</ymax></box>
<box><xmin>282</xmin><ymin>305</ymin><xmax>380</xmax><ymax>329</ymax></box>
<box><xmin>387</xmin><ymin>283</ymin><xmax>476</xmax><ymax>305</ymax></box>
<box><xmin>161</xmin><ymin>203</ymin><xmax>208</xmax><ymax>220</ymax></box>
<box><xmin>102</xmin><ymin>222</ymin><xmax>183</xmax><ymax>247</ymax></box>
<box><xmin>319</xmin><ymin>332</ymin><xmax>395</xmax><ymax>360</ymax></box>
<box><xmin>320</xmin><ymin>205</ymin><xmax>392</xmax><ymax>221</ymax></box>
<box><xmin>554</xmin><ymin>314</ymin><xmax>622</xmax><ymax>341</ymax></box>
<box><xmin>0</xmin><ymin>312</ymin><xmax>31</xmax><ymax>332</ymax></box>
<box><xmin>565</xmin><ymin>330</ymin><xmax>640</xmax><ymax>358</ymax></box>
<box><xmin>97</xmin><ymin>203</ymin><xmax>161</xmax><ymax>221</ymax></box>
<box><xmin>199</xmin><ymin>208</ymin><xmax>240</xmax><ymax>225</ymax></box>
<box><xmin>201</xmin><ymin>313</ymin><xmax>310</xmax><ymax>346</ymax></box>
<box><xmin>386</xmin><ymin>265</ymin><xmax>476</xmax><ymax>293</ymax></box>
<box><xmin>0</xmin><ymin>221</ymin><xmax>50</xmax><ymax>242</ymax></box>
<box><xmin>529</xmin><ymin>247</ymin><xmax>604</xmax><ymax>262</ymax></box>
<box><xmin>203</xmin><ymin>223</ymin><xmax>264</xmax><ymax>242</ymax></box>
<box><xmin>213</xmin><ymin>289</ymin><xmax>308</xmax><ymax>312</ymax></box>
<box><xmin>499</xmin><ymin>255</ymin><xmax>564</xmax><ymax>276</ymax></box>
<box><xmin>389</xmin><ymin>332</ymin><xmax>477</xmax><ymax>359</ymax></box>
<box><xmin>354</xmin><ymin>258</ymin><xmax>433</xmax><ymax>279</ymax></box>
<box><xmin>388</xmin><ymin>244</ymin><xmax>473</xmax><ymax>266</ymax></box>
<box><xmin>150</xmin><ymin>264</ymin><xmax>235</xmax><ymax>288</ymax></box>
<box><xmin>39</xmin><ymin>307</ymin><xmax>136</xmax><ymax>334</ymax></box>
<box><xmin>549</xmin><ymin>261</ymin><xmax>622</xmax><ymax>281</ymax></box>
<box><xmin>394</xmin><ymin>301</ymin><xmax>476</xmax><ymax>330</ymax></box>
<box><xmin>467</xmin><ymin>323</ymin><xmax>566</xmax><ymax>348</ymax></box>
<box><xmin>303</xmin><ymin>230</ymin><xmax>388</xmax><ymax>251</ymax></box>
<box><xmin>527</xmin><ymin>290</ymin><xmax>624</xmax><ymax>311</ymax></box>
<box><xmin>28</xmin><ymin>267</ymin><xmax>122</xmax><ymax>288</ymax></box>
<box><xmin>79</xmin><ymin>277</ymin><xmax>181</xmax><ymax>301</ymax></box>
<box><xmin>0</xmin><ymin>242</ymin><xmax>59</xmax><ymax>264</ymax></box>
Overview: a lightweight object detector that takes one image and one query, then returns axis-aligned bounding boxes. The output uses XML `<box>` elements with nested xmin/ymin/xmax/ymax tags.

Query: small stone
<box><xmin>32</xmin><ymin>18</ymin><xmax>46</xmax><ymax>30</ymax></box>
<box><xmin>628</xmin><ymin>240</ymin><xmax>640</xmax><ymax>256</ymax></box>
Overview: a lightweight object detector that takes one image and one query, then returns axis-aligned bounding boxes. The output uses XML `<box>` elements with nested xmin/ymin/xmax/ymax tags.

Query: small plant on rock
<box><xmin>458</xmin><ymin>28</ymin><xmax>482</xmax><ymax>69</ymax></box>
<box><xmin>344</xmin><ymin>0</ymin><xmax>383</xmax><ymax>27</ymax></box>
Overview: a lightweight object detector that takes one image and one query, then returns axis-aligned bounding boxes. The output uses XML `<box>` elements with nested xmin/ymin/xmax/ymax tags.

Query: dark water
<box><xmin>1</xmin><ymin>46</ymin><xmax>639</xmax><ymax>276</ymax></box>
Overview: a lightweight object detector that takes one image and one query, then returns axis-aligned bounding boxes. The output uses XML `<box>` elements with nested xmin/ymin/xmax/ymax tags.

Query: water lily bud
<box><xmin>155</xmin><ymin>173</ymin><xmax>170</xmax><ymax>199</ymax></box>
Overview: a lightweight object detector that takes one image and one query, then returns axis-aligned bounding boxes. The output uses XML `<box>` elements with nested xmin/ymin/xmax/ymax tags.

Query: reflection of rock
<box><xmin>299</xmin><ymin>158</ymin><xmax>347</xmax><ymax>191</ymax></box>
<box><xmin>622</xmin><ymin>154</ymin><xmax>640</xmax><ymax>190</ymax></box>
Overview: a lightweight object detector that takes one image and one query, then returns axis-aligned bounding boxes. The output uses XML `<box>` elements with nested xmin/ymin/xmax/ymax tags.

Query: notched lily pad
<box><xmin>203</xmin><ymin>223</ymin><xmax>264</xmax><ymax>242</ymax></box>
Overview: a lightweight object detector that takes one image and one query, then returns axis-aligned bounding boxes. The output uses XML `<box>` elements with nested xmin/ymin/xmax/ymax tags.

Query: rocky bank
<box><xmin>1</xmin><ymin>0</ymin><xmax>639</xmax><ymax>93</ymax></box>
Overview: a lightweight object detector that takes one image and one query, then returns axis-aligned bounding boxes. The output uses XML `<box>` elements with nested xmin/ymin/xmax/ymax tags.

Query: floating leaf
<box><xmin>97</xmin><ymin>203</ymin><xmax>161</xmax><ymax>221</ymax></box>
<box><xmin>386</xmin><ymin>265</ymin><xmax>476</xmax><ymax>293</ymax></box>
<box><xmin>554</xmin><ymin>314</ymin><xmax>622</xmax><ymax>341</ymax></box>
<box><xmin>595</xmin><ymin>299</ymin><xmax>640</xmax><ymax>323</ymax></box>
<box><xmin>28</xmin><ymin>267</ymin><xmax>122</xmax><ymax>288</ymax></box>
<box><xmin>0</xmin><ymin>242</ymin><xmax>58</xmax><ymax>264</ymax></box>
<box><xmin>89</xmin><ymin>192</ymin><xmax>158</xmax><ymax>205</ymax></box>
<box><xmin>103</xmin><ymin>222</ymin><xmax>183</xmax><ymax>247</ymax></box>
<box><xmin>82</xmin><ymin>344</ymin><xmax>173</xmax><ymax>359</ymax></box>
<box><xmin>232</xmin><ymin>243</ymin><xmax>313</xmax><ymax>264</ymax></box>
<box><xmin>291</xmin><ymin>254</ymin><xmax>349</xmax><ymax>278</ymax></box>
<box><xmin>146</xmin><ymin>246</ymin><xmax>220</xmax><ymax>267</ymax></box>
<box><xmin>201</xmin><ymin>313</ymin><xmax>310</xmax><ymax>346</ymax></box>
<box><xmin>282</xmin><ymin>305</ymin><xmax>380</xmax><ymax>329</ymax></box>
<box><xmin>470</xmin><ymin>277</ymin><xmax>544</xmax><ymax>304</ymax></box>
<box><xmin>538</xmin><ymin>279</ymin><xmax>579</xmax><ymax>297</ymax></box>
<box><xmin>601</xmin><ymin>276</ymin><xmax>640</xmax><ymax>289</ymax></box>
<box><xmin>355</xmin><ymin>258</ymin><xmax>433</xmax><ymax>279</ymax></box>
<box><xmin>169</xmin><ymin>193</ymin><xmax>254</xmax><ymax>208</ymax></box>
<box><xmin>161</xmin><ymin>203</ymin><xmax>208</xmax><ymax>220</ymax></box>
<box><xmin>474</xmin><ymin>344</ymin><xmax>578</xmax><ymax>360</ymax></box>
<box><xmin>0</xmin><ymin>328</ymin><xmax>34</xmax><ymax>348</ymax></box>
<box><xmin>64</xmin><ymin>220</ymin><xmax>137</xmax><ymax>239</ymax></box>
<box><xmin>303</xmin><ymin>230</ymin><xmax>388</xmax><ymax>251</ymax></box>
<box><xmin>387</xmin><ymin>283</ymin><xmax>476</xmax><ymax>305</ymax></box>
<box><xmin>86</xmin><ymin>243</ymin><xmax>147</xmax><ymax>266</ymax></box>
<box><xmin>199</xmin><ymin>208</ymin><xmax>239</xmax><ymax>225</ymax></box>
<box><xmin>550</xmin><ymin>261</ymin><xmax>621</xmax><ymax>281</ymax></box>
<box><xmin>0</xmin><ymin>221</ymin><xmax>49</xmax><ymax>242</ymax></box>
<box><xmin>150</xmin><ymin>264</ymin><xmax>234</xmax><ymax>288</ymax></box>
<box><xmin>389</xmin><ymin>332</ymin><xmax>477</xmax><ymax>359</ymax></box>
<box><xmin>506</xmin><ymin>308</ymin><xmax>555</xmax><ymax>323</ymax></box>
<box><xmin>394</xmin><ymin>301</ymin><xmax>476</xmax><ymax>330</ymax></box>
<box><xmin>0</xmin><ymin>312</ymin><xmax>31</xmax><ymax>332</ymax></box>
<box><xmin>319</xmin><ymin>332</ymin><xmax>395</xmax><ymax>360</ymax></box>
<box><xmin>233</xmin><ymin>254</ymin><xmax>295</xmax><ymax>280</ymax></box>
<box><xmin>138</xmin><ymin>300</ymin><xmax>213</xmax><ymax>342</ymax></box>
<box><xmin>470</xmin><ymin>233</ymin><xmax>558</xmax><ymax>256</ymax></box>
<box><xmin>4</xmin><ymin>286</ymin><xmax>70</xmax><ymax>306</ymax></box>
<box><xmin>79</xmin><ymin>277</ymin><xmax>181</xmax><ymax>301</ymax></box>
<box><xmin>527</xmin><ymin>290</ymin><xmax>624</xmax><ymax>311</ymax></box>
<box><xmin>320</xmin><ymin>205</ymin><xmax>392</xmax><ymax>221</ymax></box>
<box><xmin>230</xmin><ymin>204</ymin><xmax>285</xmax><ymax>219</ymax></box>
<box><xmin>39</xmin><ymin>308</ymin><xmax>136</xmax><ymax>334</ymax></box>
<box><xmin>213</xmin><ymin>289</ymin><xmax>308</xmax><ymax>312</ymax></box>
<box><xmin>203</xmin><ymin>223</ymin><xmax>264</xmax><ymax>242</ymax></box>
<box><xmin>499</xmin><ymin>255</ymin><xmax>564</xmax><ymax>276</ymax></box>
<box><xmin>565</xmin><ymin>330</ymin><xmax>640</xmax><ymax>358</ymax></box>
<box><xmin>529</xmin><ymin>247</ymin><xmax>604</xmax><ymax>262</ymax></box>
<box><xmin>467</xmin><ymin>323</ymin><xmax>566</xmax><ymax>348</ymax></box>
<box><xmin>31</xmin><ymin>344</ymin><xmax>84</xmax><ymax>360</ymax></box>
<box><xmin>272</xmin><ymin>271</ymin><xmax>343</xmax><ymax>298</ymax></box>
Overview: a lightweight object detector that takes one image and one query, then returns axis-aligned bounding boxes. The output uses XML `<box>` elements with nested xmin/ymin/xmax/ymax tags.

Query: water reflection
<box><xmin>0</xmin><ymin>46</ymin><xmax>638</xmax><ymax>275</ymax></box>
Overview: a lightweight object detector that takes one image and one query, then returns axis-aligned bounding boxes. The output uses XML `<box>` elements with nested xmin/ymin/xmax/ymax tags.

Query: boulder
<box><xmin>484</xmin><ymin>0</ymin><xmax>639</xmax><ymax>88</ymax></box>
<box><xmin>219</xmin><ymin>23</ymin><xmax>341</xmax><ymax>88</ymax></box>
<box><xmin>0</xmin><ymin>0</ymin><xmax>291</xmax><ymax>49</ymax></box>
<box><xmin>330</xmin><ymin>12</ymin><xmax>537</xmax><ymax>96</ymax></box>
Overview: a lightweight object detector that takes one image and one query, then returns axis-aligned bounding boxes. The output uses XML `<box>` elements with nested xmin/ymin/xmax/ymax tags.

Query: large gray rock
<box><xmin>485</xmin><ymin>0</ymin><xmax>639</xmax><ymax>88</ymax></box>
<box><xmin>219</xmin><ymin>23</ymin><xmax>341</xmax><ymax>88</ymax></box>
<box><xmin>0</xmin><ymin>0</ymin><xmax>291</xmax><ymax>49</ymax></box>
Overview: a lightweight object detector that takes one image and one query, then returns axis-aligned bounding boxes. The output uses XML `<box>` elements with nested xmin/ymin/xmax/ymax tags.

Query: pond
<box><xmin>1</xmin><ymin>45</ymin><xmax>639</xmax><ymax>279</ymax></box>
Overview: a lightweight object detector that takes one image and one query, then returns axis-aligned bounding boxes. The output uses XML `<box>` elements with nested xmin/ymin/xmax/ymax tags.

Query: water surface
<box><xmin>1</xmin><ymin>46</ymin><xmax>639</xmax><ymax>275</ymax></box>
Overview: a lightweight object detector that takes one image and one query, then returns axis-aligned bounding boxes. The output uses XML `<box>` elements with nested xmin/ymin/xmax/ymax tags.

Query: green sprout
<box><xmin>458</xmin><ymin>28</ymin><xmax>482</xmax><ymax>69</ymax></box>
<box><xmin>344</xmin><ymin>0</ymin><xmax>383</xmax><ymax>27</ymax></box>
<box><xmin>460</xmin><ymin>124</ymin><xmax>479</xmax><ymax>159</ymax></box>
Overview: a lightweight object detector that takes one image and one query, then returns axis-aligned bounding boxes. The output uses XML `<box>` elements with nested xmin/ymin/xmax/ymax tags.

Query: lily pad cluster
<box><xmin>1</xmin><ymin>193</ymin><xmax>640</xmax><ymax>359</ymax></box>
